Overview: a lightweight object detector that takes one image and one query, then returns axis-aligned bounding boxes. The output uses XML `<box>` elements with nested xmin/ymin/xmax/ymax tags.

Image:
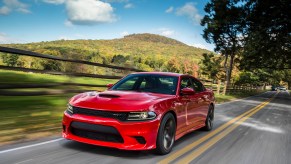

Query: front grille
<box><xmin>70</xmin><ymin>122</ymin><xmax>124</xmax><ymax>143</ymax></box>
<box><xmin>73</xmin><ymin>106</ymin><xmax>128</xmax><ymax>121</ymax></box>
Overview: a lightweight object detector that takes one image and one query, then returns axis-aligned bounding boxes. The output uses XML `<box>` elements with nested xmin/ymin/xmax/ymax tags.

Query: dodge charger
<box><xmin>62</xmin><ymin>72</ymin><xmax>215</xmax><ymax>154</ymax></box>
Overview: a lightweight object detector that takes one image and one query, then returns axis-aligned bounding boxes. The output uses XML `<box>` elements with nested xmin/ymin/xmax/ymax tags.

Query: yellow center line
<box><xmin>158</xmin><ymin>93</ymin><xmax>277</xmax><ymax>164</ymax></box>
<box><xmin>177</xmin><ymin>96</ymin><xmax>275</xmax><ymax>163</ymax></box>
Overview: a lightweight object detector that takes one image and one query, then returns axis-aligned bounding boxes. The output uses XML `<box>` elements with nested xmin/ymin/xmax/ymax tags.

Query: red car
<box><xmin>62</xmin><ymin>72</ymin><xmax>215</xmax><ymax>154</ymax></box>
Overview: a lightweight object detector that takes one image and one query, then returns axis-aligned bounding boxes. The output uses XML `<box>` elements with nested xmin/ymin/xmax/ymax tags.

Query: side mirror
<box><xmin>181</xmin><ymin>87</ymin><xmax>195</xmax><ymax>95</ymax></box>
<box><xmin>107</xmin><ymin>83</ymin><xmax>114</xmax><ymax>89</ymax></box>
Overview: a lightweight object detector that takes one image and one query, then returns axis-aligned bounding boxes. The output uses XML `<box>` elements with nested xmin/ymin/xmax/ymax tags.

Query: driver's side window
<box><xmin>180</xmin><ymin>77</ymin><xmax>193</xmax><ymax>90</ymax></box>
<box><xmin>191</xmin><ymin>78</ymin><xmax>205</xmax><ymax>92</ymax></box>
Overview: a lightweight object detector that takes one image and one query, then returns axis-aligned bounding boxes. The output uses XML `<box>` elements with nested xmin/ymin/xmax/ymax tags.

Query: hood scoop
<box><xmin>99</xmin><ymin>93</ymin><xmax>120</xmax><ymax>98</ymax></box>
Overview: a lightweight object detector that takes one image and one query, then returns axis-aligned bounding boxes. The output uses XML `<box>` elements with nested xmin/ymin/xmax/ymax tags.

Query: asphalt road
<box><xmin>0</xmin><ymin>91</ymin><xmax>290</xmax><ymax>164</ymax></box>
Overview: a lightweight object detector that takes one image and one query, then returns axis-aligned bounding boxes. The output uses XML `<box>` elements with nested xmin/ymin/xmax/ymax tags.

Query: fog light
<box><xmin>133</xmin><ymin>136</ymin><xmax>146</xmax><ymax>144</ymax></box>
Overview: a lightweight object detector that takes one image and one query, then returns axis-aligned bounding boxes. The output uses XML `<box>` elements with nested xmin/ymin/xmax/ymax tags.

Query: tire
<box><xmin>155</xmin><ymin>113</ymin><xmax>176</xmax><ymax>155</ymax></box>
<box><xmin>204</xmin><ymin>105</ymin><xmax>214</xmax><ymax>131</ymax></box>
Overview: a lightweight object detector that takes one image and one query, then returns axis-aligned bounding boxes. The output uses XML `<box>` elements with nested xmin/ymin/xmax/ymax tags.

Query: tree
<box><xmin>1</xmin><ymin>53</ymin><xmax>19</xmax><ymax>66</ymax></box>
<box><xmin>201</xmin><ymin>0</ymin><xmax>246</xmax><ymax>86</ymax></box>
<box><xmin>42</xmin><ymin>60</ymin><xmax>62</xmax><ymax>71</ymax></box>
<box><xmin>111</xmin><ymin>54</ymin><xmax>128</xmax><ymax>64</ymax></box>
<box><xmin>199</xmin><ymin>53</ymin><xmax>224</xmax><ymax>81</ymax></box>
<box><xmin>234</xmin><ymin>71</ymin><xmax>259</xmax><ymax>85</ymax></box>
<box><xmin>241</xmin><ymin>0</ymin><xmax>291</xmax><ymax>70</ymax></box>
<box><xmin>166</xmin><ymin>58</ymin><xmax>180</xmax><ymax>73</ymax></box>
<box><xmin>282</xmin><ymin>70</ymin><xmax>291</xmax><ymax>89</ymax></box>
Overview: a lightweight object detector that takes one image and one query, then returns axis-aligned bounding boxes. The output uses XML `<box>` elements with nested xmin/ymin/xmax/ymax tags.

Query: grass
<box><xmin>0</xmin><ymin>70</ymin><xmax>117</xmax><ymax>85</ymax></box>
<box><xmin>0</xmin><ymin>95</ymin><xmax>72</xmax><ymax>145</ymax></box>
<box><xmin>215</xmin><ymin>91</ymin><xmax>264</xmax><ymax>104</ymax></box>
<box><xmin>0</xmin><ymin>70</ymin><xmax>118</xmax><ymax>145</ymax></box>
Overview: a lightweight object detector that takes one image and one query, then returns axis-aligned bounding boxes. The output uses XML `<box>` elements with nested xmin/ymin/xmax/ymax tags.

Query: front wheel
<box><xmin>204</xmin><ymin>105</ymin><xmax>214</xmax><ymax>131</ymax></box>
<box><xmin>155</xmin><ymin>113</ymin><xmax>176</xmax><ymax>155</ymax></box>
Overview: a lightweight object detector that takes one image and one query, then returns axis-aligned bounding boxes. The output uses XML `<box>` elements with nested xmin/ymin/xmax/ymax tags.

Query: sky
<box><xmin>0</xmin><ymin>0</ymin><xmax>215</xmax><ymax>51</ymax></box>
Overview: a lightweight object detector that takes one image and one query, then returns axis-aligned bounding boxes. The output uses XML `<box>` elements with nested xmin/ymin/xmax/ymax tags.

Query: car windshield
<box><xmin>110</xmin><ymin>74</ymin><xmax>178</xmax><ymax>95</ymax></box>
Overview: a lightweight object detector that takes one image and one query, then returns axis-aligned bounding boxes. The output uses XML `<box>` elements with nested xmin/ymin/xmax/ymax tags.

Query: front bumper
<box><xmin>62</xmin><ymin>111</ymin><xmax>160</xmax><ymax>150</ymax></box>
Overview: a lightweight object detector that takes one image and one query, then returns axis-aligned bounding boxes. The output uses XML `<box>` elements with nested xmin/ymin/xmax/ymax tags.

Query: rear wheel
<box><xmin>204</xmin><ymin>105</ymin><xmax>214</xmax><ymax>131</ymax></box>
<box><xmin>155</xmin><ymin>113</ymin><xmax>176</xmax><ymax>155</ymax></box>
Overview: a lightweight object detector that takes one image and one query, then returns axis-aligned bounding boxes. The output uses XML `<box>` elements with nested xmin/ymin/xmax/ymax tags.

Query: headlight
<box><xmin>66</xmin><ymin>104</ymin><xmax>73</xmax><ymax>114</ymax></box>
<box><xmin>127</xmin><ymin>111</ymin><xmax>156</xmax><ymax>121</ymax></box>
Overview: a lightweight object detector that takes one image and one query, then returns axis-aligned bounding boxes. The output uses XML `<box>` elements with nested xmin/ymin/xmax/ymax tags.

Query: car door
<box><xmin>178</xmin><ymin>77</ymin><xmax>202</xmax><ymax>130</ymax></box>
<box><xmin>191</xmin><ymin>78</ymin><xmax>209</xmax><ymax>122</ymax></box>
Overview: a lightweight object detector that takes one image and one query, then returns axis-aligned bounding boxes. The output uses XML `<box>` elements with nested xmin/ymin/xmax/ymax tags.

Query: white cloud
<box><xmin>0</xmin><ymin>0</ymin><xmax>30</xmax><ymax>15</ymax></box>
<box><xmin>0</xmin><ymin>6</ymin><xmax>11</xmax><ymax>15</ymax></box>
<box><xmin>120</xmin><ymin>31</ymin><xmax>129</xmax><ymax>36</ymax></box>
<box><xmin>157</xmin><ymin>28</ymin><xmax>175</xmax><ymax>37</ymax></box>
<box><xmin>165</xmin><ymin>6</ymin><xmax>174</xmax><ymax>13</ymax></box>
<box><xmin>42</xmin><ymin>0</ymin><xmax>66</xmax><ymax>5</ymax></box>
<box><xmin>104</xmin><ymin>0</ymin><xmax>129</xmax><ymax>3</ymax></box>
<box><xmin>17</xmin><ymin>7</ymin><xmax>30</xmax><ymax>13</ymax></box>
<box><xmin>176</xmin><ymin>2</ymin><xmax>202</xmax><ymax>24</ymax></box>
<box><xmin>65</xmin><ymin>0</ymin><xmax>116</xmax><ymax>25</ymax></box>
<box><xmin>124</xmin><ymin>3</ymin><xmax>134</xmax><ymax>9</ymax></box>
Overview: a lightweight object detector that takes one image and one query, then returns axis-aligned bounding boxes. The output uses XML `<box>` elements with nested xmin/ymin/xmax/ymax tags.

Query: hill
<box><xmin>123</xmin><ymin>33</ymin><xmax>187</xmax><ymax>46</ymax></box>
<box><xmin>0</xmin><ymin>33</ymin><xmax>212</xmax><ymax>75</ymax></box>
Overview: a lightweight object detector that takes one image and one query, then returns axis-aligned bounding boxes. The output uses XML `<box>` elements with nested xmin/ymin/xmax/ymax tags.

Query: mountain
<box><xmin>1</xmin><ymin>33</ymin><xmax>213</xmax><ymax>74</ymax></box>
<box><xmin>123</xmin><ymin>33</ymin><xmax>187</xmax><ymax>46</ymax></box>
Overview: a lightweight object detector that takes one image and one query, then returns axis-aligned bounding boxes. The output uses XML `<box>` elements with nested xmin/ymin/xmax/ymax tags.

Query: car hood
<box><xmin>69</xmin><ymin>90</ymin><xmax>174</xmax><ymax>112</ymax></box>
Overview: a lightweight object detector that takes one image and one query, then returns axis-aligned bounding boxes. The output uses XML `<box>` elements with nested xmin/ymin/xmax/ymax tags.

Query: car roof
<box><xmin>131</xmin><ymin>72</ymin><xmax>184</xmax><ymax>77</ymax></box>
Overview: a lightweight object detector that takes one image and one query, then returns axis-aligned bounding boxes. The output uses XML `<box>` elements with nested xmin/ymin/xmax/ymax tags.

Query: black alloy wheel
<box><xmin>204</xmin><ymin>105</ymin><xmax>214</xmax><ymax>131</ymax></box>
<box><xmin>156</xmin><ymin>113</ymin><xmax>176</xmax><ymax>155</ymax></box>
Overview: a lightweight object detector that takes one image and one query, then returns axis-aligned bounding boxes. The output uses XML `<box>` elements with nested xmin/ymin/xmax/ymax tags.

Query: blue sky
<box><xmin>0</xmin><ymin>0</ymin><xmax>214</xmax><ymax>51</ymax></box>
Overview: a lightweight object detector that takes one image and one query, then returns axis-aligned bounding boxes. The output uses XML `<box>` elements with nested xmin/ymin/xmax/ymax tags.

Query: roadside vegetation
<box><xmin>0</xmin><ymin>95</ymin><xmax>70</xmax><ymax>145</ymax></box>
<box><xmin>215</xmin><ymin>91</ymin><xmax>264</xmax><ymax>104</ymax></box>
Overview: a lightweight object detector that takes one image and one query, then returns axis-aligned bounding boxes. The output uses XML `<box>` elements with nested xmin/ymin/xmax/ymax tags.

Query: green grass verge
<box><xmin>215</xmin><ymin>91</ymin><xmax>264</xmax><ymax>104</ymax></box>
<box><xmin>0</xmin><ymin>70</ymin><xmax>119</xmax><ymax>145</ymax></box>
<box><xmin>0</xmin><ymin>95</ymin><xmax>72</xmax><ymax>145</ymax></box>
